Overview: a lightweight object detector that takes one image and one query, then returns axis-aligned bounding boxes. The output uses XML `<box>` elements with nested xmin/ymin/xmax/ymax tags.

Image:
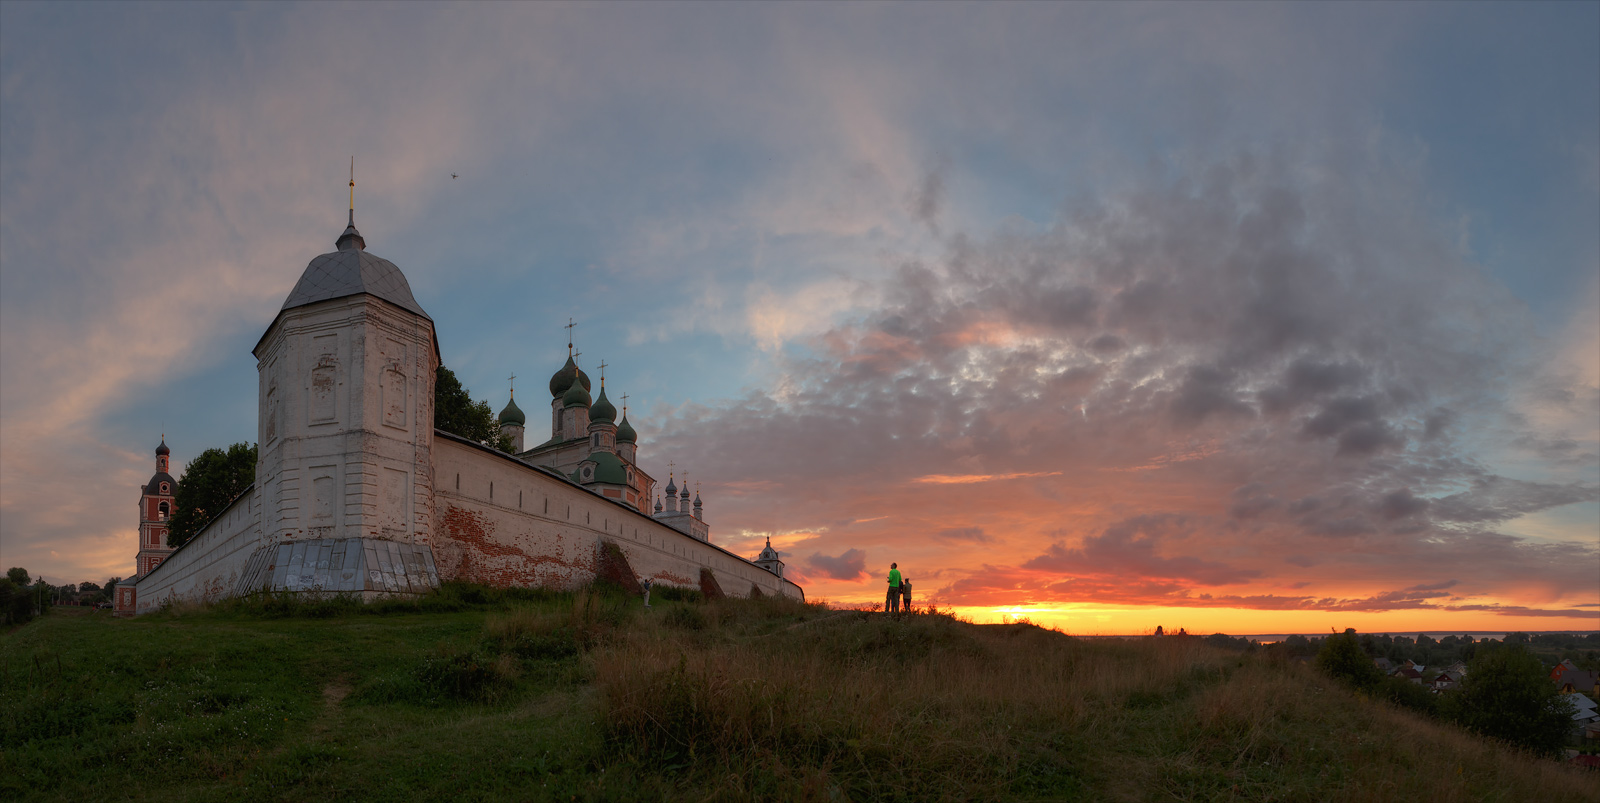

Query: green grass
<box><xmin>3</xmin><ymin>590</ymin><xmax>1596</xmax><ymax>802</ymax></box>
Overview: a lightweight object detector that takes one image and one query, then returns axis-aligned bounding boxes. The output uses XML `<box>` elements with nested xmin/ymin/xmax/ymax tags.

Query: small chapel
<box><xmin>118</xmin><ymin>192</ymin><xmax>799</xmax><ymax>614</ymax></box>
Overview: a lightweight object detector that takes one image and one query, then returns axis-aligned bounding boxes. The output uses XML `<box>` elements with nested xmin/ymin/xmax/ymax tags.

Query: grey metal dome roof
<box><xmin>281</xmin><ymin>249</ymin><xmax>430</xmax><ymax>319</ymax></box>
<box><xmin>279</xmin><ymin>221</ymin><xmax>430</xmax><ymax>320</ymax></box>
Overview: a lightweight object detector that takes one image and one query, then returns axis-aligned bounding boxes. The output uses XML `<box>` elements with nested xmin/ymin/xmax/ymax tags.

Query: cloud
<box><xmin>1430</xmin><ymin>477</ymin><xmax>1599</xmax><ymax>524</ymax></box>
<box><xmin>914</xmin><ymin>472</ymin><xmax>1063</xmax><ymax>485</ymax></box>
<box><xmin>1021</xmin><ymin>516</ymin><xmax>1259</xmax><ymax>586</ymax></box>
<box><xmin>932</xmin><ymin>527</ymin><xmax>993</xmax><ymax>544</ymax></box>
<box><xmin>806</xmin><ymin>549</ymin><xmax>868</xmax><ymax>581</ymax></box>
<box><xmin>649</xmin><ymin>144</ymin><xmax>1598</xmax><ymax>617</ymax></box>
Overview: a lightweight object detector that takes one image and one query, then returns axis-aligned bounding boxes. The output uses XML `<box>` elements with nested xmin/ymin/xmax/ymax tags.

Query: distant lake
<box><xmin>1075</xmin><ymin>631</ymin><xmax>1600</xmax><ymax>642</ymax></box>
<box><xmin>1236</xmin><ymin>631</ymin><xmax>1599</xmax><ymax>644</ymax></box>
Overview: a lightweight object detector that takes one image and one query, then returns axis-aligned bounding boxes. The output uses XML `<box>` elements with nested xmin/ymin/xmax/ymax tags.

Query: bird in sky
<box><xmin>451</xmin><ymin>173</ymin><xmax>458</xmax><ymax>179</ymax></box>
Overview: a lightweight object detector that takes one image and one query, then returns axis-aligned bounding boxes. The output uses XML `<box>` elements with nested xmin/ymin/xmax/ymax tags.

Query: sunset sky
<box><xmin>2</xmin><ymin>2</ymin><xmax>1596</xmax><ymax>634</ymax></box>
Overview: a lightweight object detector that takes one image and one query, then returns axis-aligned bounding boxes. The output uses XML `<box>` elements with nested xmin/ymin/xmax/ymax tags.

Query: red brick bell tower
<box><xmin>117</xmin><ymin>439</ymin><xmax>178</xmax><ymax>614</ymax></box>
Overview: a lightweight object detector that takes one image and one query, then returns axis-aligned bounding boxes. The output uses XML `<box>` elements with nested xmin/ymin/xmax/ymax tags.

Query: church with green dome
<box><xmin>495</xmin><ymin>345</ymin><xmax>712</xmax><ymax>542</ymax></box>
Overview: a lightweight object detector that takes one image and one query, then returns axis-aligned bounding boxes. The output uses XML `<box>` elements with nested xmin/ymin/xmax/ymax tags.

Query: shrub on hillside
<box><xmin>1377</xmin><ymin>675</ymin><xmax>1438</xmax><ymax>716</ymax></box>
<box><xmin>1316</xmin><ymin>629</ymin><xmax>1383</xmax><ymax>691</ymax></box>
<box><xmin>1440</xmin><ymin>644</ymin><xmax>1574</xmax><ymax>757</ymax></box>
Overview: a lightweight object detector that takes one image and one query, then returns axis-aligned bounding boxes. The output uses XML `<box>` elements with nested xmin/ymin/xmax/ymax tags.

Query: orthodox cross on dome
<box><xmin>348</xmin><ymin>156</ymin><xmax>355</xmax><ymax>214</ymax></box>
<box><xmin>596</xmin><ymin>360</ymin><xmax>607</xmax><ymax>386</ymax></box>
<box><xmin>564</xmin><ymin>318</ymin><xmax>577</xmax><ymax>355</ymax></box>
<box><xmin>507</xmin><ymin>373</ymin><xmax>516</xmax><ymax>397</ymax></box>
<box><xmin>620</xmin><ymin>393</ymin><xmax>629</xmax><ymax>415</ymax></box>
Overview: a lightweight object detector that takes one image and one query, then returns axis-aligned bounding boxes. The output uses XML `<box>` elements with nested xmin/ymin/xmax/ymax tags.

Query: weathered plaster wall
<box><xmin>431</xmin><ymin>436</ymin><xmax>801</xmax><ymax>600</ymax></box>
<box><xmin>134</xmin><ymin>488</ymin><xmax>263</xmax><ymax>613</ymax></box>
<box><xmin>253</xmin><ymin>294</ymin><xmax>437</xmax><ymax>549</ymax></box>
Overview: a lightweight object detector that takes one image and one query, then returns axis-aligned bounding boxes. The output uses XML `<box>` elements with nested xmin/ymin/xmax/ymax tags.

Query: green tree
<box><xmin>1440</xmin><ymin>644</ymin><xmax>1574</xmax><ymax>757</ymax></box>
<box><xmin>434</xmin><ymin>366</ymin><xmax>514</xmax><ymax>453</ymax></box>
<box><xmin>167</xmin><ymin>443</ymin><xmax>257</xmax><ymax>550</ymax></box>
<box><xmin>6</xmin><ymin>567</ymin><xmax>29</xmax><ymax>586</ymax></box>
<box><xmin>1316</xmin><ymin>628</ymin><xmax>1384</xmax><ymax>691</ymax></box>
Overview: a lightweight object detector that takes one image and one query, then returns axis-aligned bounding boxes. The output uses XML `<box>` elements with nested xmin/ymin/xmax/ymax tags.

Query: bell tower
<box><xmin>135</xmin><ymin>438</ymin><xmax>178</xmax><ymax>577</ymax></box>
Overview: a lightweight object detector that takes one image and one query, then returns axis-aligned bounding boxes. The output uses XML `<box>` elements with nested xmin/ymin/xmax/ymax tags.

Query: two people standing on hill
<box><xmin>886</xmin><ymin>563</ymin><xmax>912</xmax><ymax>613</ymax></box>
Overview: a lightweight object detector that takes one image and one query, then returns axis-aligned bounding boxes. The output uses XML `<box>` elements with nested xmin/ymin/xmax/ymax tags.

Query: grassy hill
<box><xmin>3</xmin><ymin>587</ymin><xmax>1595</xmax><ymax>802</ymax></box>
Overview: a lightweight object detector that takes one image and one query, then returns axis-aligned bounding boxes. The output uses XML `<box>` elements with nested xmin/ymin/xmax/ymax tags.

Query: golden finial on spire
<box><xmin>349</xmin><ymin>156</ymin><xmax>355</xmax><ymax>213</ymax></box>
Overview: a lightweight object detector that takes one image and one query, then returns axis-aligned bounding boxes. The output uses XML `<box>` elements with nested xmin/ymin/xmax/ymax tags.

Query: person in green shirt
<box><xmin>886</xmin><ymin>563</ymin><xmax>902</xmax><ymax>613</ymax></box>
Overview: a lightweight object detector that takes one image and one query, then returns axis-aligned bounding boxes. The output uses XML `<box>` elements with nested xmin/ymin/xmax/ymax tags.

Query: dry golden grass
<box><xmin>591</xmin><ymin>602</ymin><xmax>1600</xmax><ymax>802</ymax></box>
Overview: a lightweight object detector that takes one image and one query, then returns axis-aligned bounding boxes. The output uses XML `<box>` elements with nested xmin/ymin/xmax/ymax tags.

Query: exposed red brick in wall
<box><xmin>437</xmin><ymin>502</ymin><xmax>594</xmax><ymax>588</ymax></box>
<box><xmin>699</xmin><ymin>567</ymin><xmax>726</xmax><ymax>600</ymax></box>
<box><xmin>651</xmin><ymin>571</ymin><xmax>694</xmax><ymax>586</ymax></box>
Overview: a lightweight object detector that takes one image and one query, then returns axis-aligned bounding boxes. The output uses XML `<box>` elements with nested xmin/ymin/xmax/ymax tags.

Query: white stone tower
<box><xmin>251</xmin><ymin>199</ymin><xmax>439</xmax><ymax>551</ymax></box>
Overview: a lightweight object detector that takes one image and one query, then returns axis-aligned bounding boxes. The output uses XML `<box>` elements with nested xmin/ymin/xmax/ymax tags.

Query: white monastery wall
<box><xmin>431</xmin><ymin>436</ymin><xmax>801</xmax><ymax>600</ymax></box>
<box><xmin>135</xmin><ymin>489</ymin><xmax>263</xmax><ymax>613</ymax></box>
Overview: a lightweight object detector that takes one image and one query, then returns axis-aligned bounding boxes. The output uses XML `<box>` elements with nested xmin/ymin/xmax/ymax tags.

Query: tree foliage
<box><xmin>1440</xmin><ymin>644</ymin><xmax>1574</xmax><ymax>757</ymax></box>
<box><xmin>168</xmin><ymin>443</ymin><xmax>257</xmax><ymax>550</ymax></box>
<box><xmin>434</xmin><ymin>366</ymin><xmax>514</xmax><ymax>453</ymax></box>
<box><xmin>0</xmin><ymin>573</ymin><xmax>45</xmax><ymax>625</ymax></box>
<box><xmin>1316</xmin><ymin>628</ymin><xmax>1384</xmax><ymax>691</ymax></box>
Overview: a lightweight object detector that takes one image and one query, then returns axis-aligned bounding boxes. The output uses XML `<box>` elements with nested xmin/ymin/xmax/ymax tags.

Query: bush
<box><xmin>651</xmin><ymin>585</ymin><xmax>703</xmax><ymax>604</ymax></box>
<box><xmin>1316</xmin><ymin>629</ymin><xmax>1383</xmax><ymax>691</ymax></box>
<box><xmin>663</xmin><ymin>604</ymin><xmax>708</xmax><ymax>631</ymax></box>
<box><xmin>1440</xmin><ymin>644</ymin><xmax>1575</xmax><ymax>757</ymax></box>
<box><xmin>354</xmin><ymin>647</ymin><xmax>519</xmax><ymax>705</ymax></box>
<box><xmin>1377</xmin><ymin>675</ymin><xmax>1438</xmax><ymax>716</ymax></box>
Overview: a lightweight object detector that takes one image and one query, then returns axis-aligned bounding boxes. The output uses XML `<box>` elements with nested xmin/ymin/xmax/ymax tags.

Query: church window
<box><xmin>490</xmin><ymin>482</ymin><xmax>494</xmax><ymax>500</ymax></box>
<box><xmin>519</xmin><ymin>490</ymin><xmax>523</xmax><ymax>508</ymax></box>
<box><xmin>158</xmin><ymin>502</ymin><xmax>169</xmax><ymax>520</ymax></box>
<box><xmin>160</xmin><ymin>482</ymin><xmax>169</xmax><ymax>494</ymax></box>
<box><xmin>544</xmin><ymin>498</ymin><xmax>549</xmax><ymax>514</ymax></box>
<box><xmin>455</xmin><ymin>473</ymin><xmax>460</xmax><ymax>490</ymax></box>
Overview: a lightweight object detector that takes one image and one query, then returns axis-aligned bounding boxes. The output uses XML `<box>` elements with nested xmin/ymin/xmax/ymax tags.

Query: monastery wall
<box><xmin>135</xmin><ymin>488</ymin><xmax>263</xmax><ymax>614</ymax></box>
<box><xmin>431</xmin><ymin>435</ymin><xmax>801</xmax><ymax>600</ymax></box>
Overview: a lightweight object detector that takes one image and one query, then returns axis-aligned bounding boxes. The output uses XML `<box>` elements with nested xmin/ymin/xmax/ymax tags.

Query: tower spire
<box><xmin>336</xmin><ymin>156</ymin><xmax>366</xmax><ymax>251</ymax></box>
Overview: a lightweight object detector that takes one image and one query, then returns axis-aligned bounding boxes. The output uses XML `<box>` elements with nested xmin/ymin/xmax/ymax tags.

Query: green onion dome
<box><xmin>497</xmin><ymin>393</ymin><xmax>526</xmax><ymax>427</ymax></box>
<box><xmin>615</xmin><ymin>414</ymin><xmax>637</xmax><ymax>444</ymax></box>
<box><xmin>586</xmin><ymin>451</ymin><xmax>629</xmax><ymax>485</ymax></box>
<box><xmin>562</xmin><ymin>374</ymin><xmax>592</xmax><ymax>409</ymax></box>
<box><xmin>548</xmin><ymin>355</ymin><xmax>592</xmax><ymax>398</ymax></box>
<box><xmin>590</xmin><ymin>385</ymin><xmax>616</xmax><ymax>424</ymax></box>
